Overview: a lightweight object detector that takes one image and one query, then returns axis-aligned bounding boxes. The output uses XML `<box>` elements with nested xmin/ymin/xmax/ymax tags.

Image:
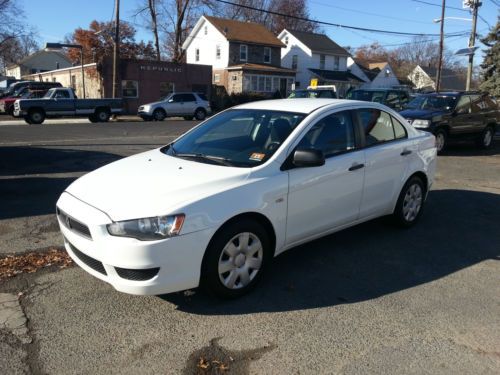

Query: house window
<box><xmin>70</xmin><ymin>75</ymin><xmax>76</xmax><ymax>89</ymax></box>
<box><xmin>214</xmin><ymin>73</ymin><xmax>220</xmax><ymax>83</ymax></box>
<box><xmin>264</xmin><ymin>47</ymin><xmax>271</xmax><ymax>64</ymax></box>
<box><xmin>258</xmin><ymin>76</ymin><xmax>265</xmax><ymax>91</ymax></box>
<box><xmin>334</xmin><ymin>56</ymin><xmax>340</xmax><ymax>70</ymax></box>
<box><xmin>320</xmin><ymin>54</ymin><xmax>325</xmax><ymax>70</ymax></box>
<box><xmin>240</xmin><ymin>45</ymin><xmax>248</xmax><ymax>61</ymax></box>
<box><xmin>52</xmin><ymin>77</ymin><xmax>56</xmax><ymax>82</ymax></box>
<box><xmin>122</xmin><ymin>80</ymin><xmax>138</xmax><ymax>98</ymax></box>
<box><xmin>292</xmin><ymin>55</ymin><xmax>298</xmax><ymax>70</ymax></box>
<box><xmin>195</xmin><ymin>48</ymin><xmax>200</xmax><ymax>62</ymax></box>
<box><xmin>265</xmin><ymin>77</ymin><xmax>272</xmax><ymax>91</ymax></box>
<box><xmin>295</xmin><ymin>81</ymin><xmax>301</xmax><ymax>88</ymax></box>
<box><xmin>204</xmin><ymin>26</ymin><xmax>207</xmax><ymax>35</ymax></box>
<box><xmin>216</xmin><ymin>45</ymin><xmax>221</xmax><ymax>59</ymax></box>
<box><xmin>285</xmin><ymin>36</ymin><xmax>289</xmax><ymax>45</ymax></box>
<box><xmin>159</xmin><ymin>82</ymin><xmax>175</xmax><ymax>98</ymax></box>
<box><xmin>251</xmin><ymin>75</ymin><xmax>258</xmax><ymax>91</ymax></box>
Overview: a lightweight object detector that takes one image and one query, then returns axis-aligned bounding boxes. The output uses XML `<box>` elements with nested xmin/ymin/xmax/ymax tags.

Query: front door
<box><xmin>279</xmin><ymin>78</ymin><xmax>287</xmax><ymax>98</ymax></box>
<box><xmin>286</xmin><ymin>110</ymin><xmax>365</xmax><ymax>246</ymax></box>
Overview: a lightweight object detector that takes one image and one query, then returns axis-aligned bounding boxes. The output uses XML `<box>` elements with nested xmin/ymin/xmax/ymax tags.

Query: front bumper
<box><xmin>56</xmin><ymin>192</ymin><xmax>215</xmax><ymax>295</ymax></box>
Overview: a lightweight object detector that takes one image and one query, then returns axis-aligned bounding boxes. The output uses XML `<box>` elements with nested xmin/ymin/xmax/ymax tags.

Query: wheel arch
<box><xmin>94</xmin><ymin>106</ymin><xmax>111</xmax><ymax>115</ymax></box>
<box><xmin>407</xmin><ymin>171</ymin><xmax>429</xmax><ymax>195</ymax></box>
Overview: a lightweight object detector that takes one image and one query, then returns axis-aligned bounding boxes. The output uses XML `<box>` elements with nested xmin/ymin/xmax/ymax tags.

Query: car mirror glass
<box><xmin>292</xmin><ymin>148</ymin><xmax>325</xmax><ymax>168</ymax></box>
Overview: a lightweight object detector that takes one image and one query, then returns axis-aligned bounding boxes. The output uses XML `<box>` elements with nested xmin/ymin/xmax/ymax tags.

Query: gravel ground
<box><xmin>0</xmin><ymin>122</ymin><xmax>499</xmax><ymax>374</ymax></box>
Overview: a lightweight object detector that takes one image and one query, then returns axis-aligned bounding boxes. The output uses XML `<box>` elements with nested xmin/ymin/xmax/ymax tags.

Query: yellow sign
<box><xmin>310</xmin><ymin>78</ymin><xmax>318</xmax><ymax>88</ymax></box>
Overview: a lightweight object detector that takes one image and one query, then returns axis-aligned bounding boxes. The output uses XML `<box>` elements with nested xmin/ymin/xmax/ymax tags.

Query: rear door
<box><xmin>285</xmin><ymin>110</ymin><xmax>365</xmax><ymax>245</ymax></box>
<box><xmin>355</xmin><ymin>108</ymin><xmax>415</xmax><ymax>218</ymax></box>
<box><xmin>451</xmin><ymin>95</ymin><xmax>475</xmax><ymax>135</ymax></box>
<box><xmin>181</xmin><ymin>93</ymin><xmax>197</xmax><ymax>115</ymax></box>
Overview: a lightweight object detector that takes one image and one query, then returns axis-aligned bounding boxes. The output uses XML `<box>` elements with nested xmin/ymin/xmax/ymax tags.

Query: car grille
<box><xmin>115</xmin><ymin>267</ymin><xmax>160</xmax><ymax>281</ymax></box>
<box><xmin>57</xmin><ymin>207</ymin><xmax>92</xmax><ymax>239</ymax></box>
<box><xmin>67</xmin><ymin>240</ymin><xmax>107</xmax><ymax>275</ymax></box>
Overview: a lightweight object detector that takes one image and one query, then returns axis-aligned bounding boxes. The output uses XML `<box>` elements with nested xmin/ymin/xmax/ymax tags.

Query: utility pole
<box><xmin>112</xmin><ymin>0</ymin><xmax>120</xmax><ymax>98</ymax></box>
<box><xmin>466</xmin><ymin>0</ymin><xmax>480</xmax><ymax>91</ymax></box>
<box><xmin>436</xmin><ymin>0</ymin><xmax>446</xmax><ymax>93</ymax></box>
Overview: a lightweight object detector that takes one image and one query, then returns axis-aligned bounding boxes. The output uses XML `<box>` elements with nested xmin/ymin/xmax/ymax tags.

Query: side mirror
<box><xmin>292</xmin><ymin>148</ymin><xmax>325</xmax><ymax>168</ymax></box>
<box><xmin>168</xmin><ymin>98</ymin><xmax>174</xmax><ymax>103</ymax></box>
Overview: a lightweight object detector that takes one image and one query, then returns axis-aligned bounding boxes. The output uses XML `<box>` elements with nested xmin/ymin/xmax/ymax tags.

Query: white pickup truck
<box><xmin>13</xmin><ymin>87</ymin><xmax>123</xmax><ymax>124</ymax></box>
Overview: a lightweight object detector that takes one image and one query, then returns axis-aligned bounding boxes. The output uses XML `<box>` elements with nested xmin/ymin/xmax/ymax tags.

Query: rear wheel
<box><xmin>201</xmin><ymin>219</ymin><xmax>271</xmax><ymax>298</ymax></box>
<box><xmin>393</xmin><ymin>176</ymin><xmax>425</xmax><ymax>228</ymax></box>
<box><xmin>88</xmin><ymin>114</ymin><xmax>98</xmax><ymax>123</ymax></box>
<box><xmin>435</xmin><ymin>129</ymin><xmax>447</xmax><ymax>154</ymax></box>
<box><xmin>94</xmin><ymin>108</ymin><xmax>110</xmax><ymax>122</ymax></box>
<box><xmin>153</xmin><ymin>108</ymin><xmax>166</xmax><ymax>121</ymax></box>
<box><xmin>7</xmin><ymin>106</ymin><xmax>14</xmax><ymax>117</ymax></box>
<box><xmin>194</xmin><ymin>108</ymin><xmax>206</xmax><ymax>121</ymax></box>
<box><xmin>477</xmin><ymin>126</ymin><xmax>495</xmax><ymax>149</ymax></box>
<box><xmin>28</xmin><ymin>109</ymin><xmax>45</xmax><ymax>125</ymax></box>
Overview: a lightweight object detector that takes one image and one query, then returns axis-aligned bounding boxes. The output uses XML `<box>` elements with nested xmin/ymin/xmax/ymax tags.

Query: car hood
<box><xmin>400</xmin><ymin>108</ymin><xmax>449</xmax><ymax>119</ymax></box>
<box><xmin>65</xmin><ymin>149</ymin><xmax>251</xmax><ymax>221</ymax></box>
<box><xmin>142</xmin><ymin>101</ymin><xmax>164</xmax><ymax>107</ymax></box>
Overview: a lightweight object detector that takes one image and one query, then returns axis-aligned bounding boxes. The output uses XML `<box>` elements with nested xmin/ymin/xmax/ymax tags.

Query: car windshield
<box><xmin>162</xmin><ymin>109</ymin><xmax>306</xmax><ymax>167</ymax></box>
<box><xmin>347</xmin><ymin>90</ymin><xmax>386</xmax><ymax>103</ymax></box>
<box><xmin>289</xmin><ymin>90</ymin><xmax>321</xmax><ymax>98</ymax></box>
<box><xmin>405</xmin><ymin>95</ymin><xmax>457</xmax><ymax>110</ymax></box>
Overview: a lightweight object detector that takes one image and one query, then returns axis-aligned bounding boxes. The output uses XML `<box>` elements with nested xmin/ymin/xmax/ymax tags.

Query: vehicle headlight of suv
<box><xmin>412</xmin><ymin>119</ymin><xmax>431</xmax><ymax>128</ymax></box>
<box><xmin>107</xmin><ymin>214</ymin><xmax>185</xmax><ymax>241</ymax></box>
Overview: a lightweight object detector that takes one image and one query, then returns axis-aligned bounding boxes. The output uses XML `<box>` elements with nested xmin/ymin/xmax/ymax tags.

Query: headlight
<box><xmin>107</xmin><ymin>214</ymin><xmax>185</xmax><ymax>241</ymax></box>
<box><xmin>412</xmin><ymin>119</ymin><xmax>431</xmax><ymax>128</ymax></box>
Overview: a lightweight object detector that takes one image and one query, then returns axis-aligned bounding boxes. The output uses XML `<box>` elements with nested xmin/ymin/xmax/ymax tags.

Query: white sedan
<box><xmin>56</xmin><ymin>99</ymin><xmax>436</xmax><ymax>298</ymax></box>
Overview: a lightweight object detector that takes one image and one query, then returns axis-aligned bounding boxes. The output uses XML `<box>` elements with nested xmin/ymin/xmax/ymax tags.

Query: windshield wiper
<box><xmin>173</xmin><ymin>152</ymin><xmax>236</xmax><ymax>166</ymax></box>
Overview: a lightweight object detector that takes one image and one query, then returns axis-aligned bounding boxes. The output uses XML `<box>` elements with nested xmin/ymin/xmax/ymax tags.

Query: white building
<box><xmin>5</xmin><ymin>50</ymin><xmax>72</xmax><ymax>79</ymax></box>
<box><xmin>277</xmin><ymin>29</ymin><xmax>363</xmax><ymax>96</ymax></box>
<box><xmin>408</xmin><ymin>65</ymin><xmax>465</xmax><ymax>91</ymax></box>
<box><xmin>347</xmin><ymin>58</ymin><xmax>401</xmax><ymax>89</ymax></box>
<box><xmin>183</xmin><ymin>16</ymin><xmax>295</xmax><ymax>96</ymax></box>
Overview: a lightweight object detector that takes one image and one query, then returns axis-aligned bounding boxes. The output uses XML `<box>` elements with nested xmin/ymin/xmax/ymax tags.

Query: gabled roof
<box><xmin>227</xmin><ymin>63</ymin><xmax>295</xmax><ymax>74</ymax></box>
<box><xmin>419</xmin><ymin>66</ymin><xmax>465</xmax><ymax>91</ymax></box>
<box><xmin>8</xmin><ymin>50</ymin><xmax>72</xmax><ymax>69</ymax></box>
<box><xmin>204</xmin><ymin>16</ymin><xmax>285</xmax><ymax>47</ymax></box>
<box><xmin>285</xmin><ymin>30</ymin><xmax>350</xmax><ymax>56</ymax></box>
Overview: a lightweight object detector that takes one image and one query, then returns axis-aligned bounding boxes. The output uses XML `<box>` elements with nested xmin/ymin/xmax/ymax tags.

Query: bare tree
<box><xmin>133</xmin><ymin>0</ymin><xmax>162</xmax><ymax>60</ymax></box>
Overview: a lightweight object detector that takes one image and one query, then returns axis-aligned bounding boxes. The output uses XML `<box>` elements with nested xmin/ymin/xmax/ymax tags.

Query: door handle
<box><xmin>401</xmin><ymin>150</ymin><xmax>412</xmax><ymax>156</ymax></box>
<box><xmin>348</xmin><ymin>163</ymin><xmax>364</xmax><ymax>171</ymax></box>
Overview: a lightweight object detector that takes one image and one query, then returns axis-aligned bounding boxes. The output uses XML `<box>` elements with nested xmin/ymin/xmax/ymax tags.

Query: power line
<box><xmin>212</xmin><ymin>0</ymin><xmax>468</xmax><ymax>37</ymax></box>
<box><xmin>411</xmin><ymin>0</ymin><xmax>469</xmax><ymax>12</ymax></box>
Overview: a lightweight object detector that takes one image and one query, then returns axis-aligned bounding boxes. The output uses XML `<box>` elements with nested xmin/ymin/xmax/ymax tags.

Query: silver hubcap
<box><xmin>32</xmin><ymin>113</ymin><xmax>42</xmax><ymax>122</ymax></box>
<box><xmin>436</xmin><ymin>133</ymin><xmax>445</xmax><ymax>151</ymax></box>
<box><xmin>484</xmin><ymin>130</ymin><xmax>492</xmax><ymax>146</ymax></box>
<box><xmin>402</xmin><ymin>183</ymin><xmax>423</xmax><ymax>222</ymax></box>
<box><xmin>218</xmin><ymin>232</ymin><xmax>263</xmax><ymax>290</ymax></box>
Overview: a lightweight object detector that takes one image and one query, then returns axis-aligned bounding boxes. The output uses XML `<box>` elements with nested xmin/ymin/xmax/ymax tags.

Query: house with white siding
<box><xmin>5</xmin><ymin>50</ymin><xmax>72</xmax><ymax>79</ymax></box>
<box><xmin>183</xmin><ymin>16</ymin><xmax>295</xmax><ymax>96</ymax></box>
<box><xmin>347</xmin><ymin>58</ymin><xmax>401</xmax><ymax>89</ymax></box>
<box><xmin>277</xmin><ymin>29</ymin><xmax>364</xmax><ymax>96</ymax></box>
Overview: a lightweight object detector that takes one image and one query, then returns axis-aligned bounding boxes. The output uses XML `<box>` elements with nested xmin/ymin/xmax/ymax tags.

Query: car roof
<box><xmin>234</xmin><ymin>98</ymin><xmax>367</xmax><ymax>114</ymax></box>
<box><xmin>352</xmin><ymin>88</ymin><xmax>402</xmax><ymax>92</ymax></box>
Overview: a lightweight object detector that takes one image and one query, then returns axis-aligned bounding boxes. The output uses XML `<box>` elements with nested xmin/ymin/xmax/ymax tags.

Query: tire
<box><xmin>393</xmin><ymin>176</ymin><xmax>426</xmax><ymax>228</ymax></box>
<box><xmin>28</xmin><ymin>109</ymin><xmax>45</xmax><ymax>125</ymax></box>
<box><xmin>94</xmin><ymin>108</ymin><xmax>110</xmax><ymax>123</ymax></box>
<box><xmin>477</xmin><ymin>126</ymin><xmax>495</xmax><ymax>149</ymax></box>
<box><xmin>434</xmin><ymin>129</ymin><xmax>447</xmax><ymax>154</ymax></box>
<box><xmin>8</xmin><ymin>106</ymin><xmax>14</xmax><ymax>117</ymax></box>
<box><xmin>141</xmin><ymin>115</ymin><xmax>153</xmax><ymax>122</ymax></box>
<box><xmin>183</xmin><ymin>116</ymin><xmax>194</xmax><ymax>121</ymax></box>
<box><xmin>152</xmin><ymin>108</ymin><xmax>166</xmax><ymax>121</ymax></box>
<box><xmin>201</xmin><ymin>219</ymin><xmax>271</xmax><ymax>298</ymax></box>
<box><xmin>88</xmin><ymin>114</ymin><xmax>98</xmax><ymax>123</ymax></box>
<box><xmin>24</xmin><ymin>116</ymin><xmax>32</xmax><ymax>125</ymax></box>
<box><xmin>194</xmin><ymin>108</ymin><xmax>206</xmax><ymax>121</ymax></box>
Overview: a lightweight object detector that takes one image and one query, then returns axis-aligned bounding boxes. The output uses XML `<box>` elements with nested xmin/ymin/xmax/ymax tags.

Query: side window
<box><xmin>455</xmin><ymin>96</ymin><xmax>471</xmax><ymax>114</ymax></box>
<box><xmin>400</xmin><ymin>92</ymin><xmax>409</xmax><ymax>105</ymax></box>
<box><xmin>391</xmin><ymin>116</ymin><xmax>407</xmax><ymax>139</ymax></box>
<box><xmin>182</xmin><ymin>94</ymin><xmax>196</xmax><ymax>102</ymax></box>
<box><xmin>470</xmin><ymin>94</ymin><xmax>483</xmax><ymax>113</ymax></box>
<box><xmin>172</xmin><ymin>94</ymin><xmax>182</xmax><ymax>103</ymax></box>
<box><xmin>482</xmin><ymin>95</ymin><xmax>497</xmax><ymax>109</ymax></box>
<box><xmin>55</xmin><ymin>90</ymin><xmax>70</xmax><ymax>99</ymax></box>
<box><xmin>385</xmin><ymin>91</ymin><xmax>399</xmax><ymax>107</ymax></box>
<box><xmin>357</xmin><ymin>109</ymin><xmax>395</xmax><ymax>146</ymax></box>
<box><xmin>318</xmin><ymin>90</ymin><xmax>334</xmax><ymax>98</ymax></box>
<box><xmin>297</xmin><ymin>111</ymin><xmax>355</xmax><ymax>157</ymax></box>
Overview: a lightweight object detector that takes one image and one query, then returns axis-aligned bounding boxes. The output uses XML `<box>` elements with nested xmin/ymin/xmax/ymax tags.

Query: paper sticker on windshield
<box><xmin>249</xmin><ymin>153</ymin><xmax>265</xmax><ymax>161</ymax></box>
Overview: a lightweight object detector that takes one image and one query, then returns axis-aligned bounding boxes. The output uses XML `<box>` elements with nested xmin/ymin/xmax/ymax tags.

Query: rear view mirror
<box><xmin>293</xmin><ymin>148</ymin><xmax>325</xmax><ymax>168</ymax></box>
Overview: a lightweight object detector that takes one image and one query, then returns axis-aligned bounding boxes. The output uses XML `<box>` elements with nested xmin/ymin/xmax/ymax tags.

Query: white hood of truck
<box><xmin>66</xmin><ymin>149</ymin><xmax>250</xmax><ymax>221</ymax></box>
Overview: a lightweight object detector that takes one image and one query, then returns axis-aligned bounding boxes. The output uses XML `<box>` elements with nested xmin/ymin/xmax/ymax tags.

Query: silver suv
<box><xmin>138</xmin><ymin>92</ymin><xmax>211</xmax><ymax>121</ymax></box>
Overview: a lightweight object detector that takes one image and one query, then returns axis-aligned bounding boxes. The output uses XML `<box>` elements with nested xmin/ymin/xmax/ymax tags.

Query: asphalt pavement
<box><xmin>0</xmin><ymin>121</ymin><xmax>499</xmax><ymax>374</ymax></box>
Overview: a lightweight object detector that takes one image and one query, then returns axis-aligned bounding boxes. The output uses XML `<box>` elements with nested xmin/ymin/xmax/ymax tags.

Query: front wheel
<box><xmin>393</xmin><ymin>176</ymin><xmax>425</xmax><ymax>228</ymax></box>
<box><xmin>28</xmin><ymin>110</ymin><xmax>45</xmax><ymax>125</ymax></box>
<box><xmin>194</xmin><ymin>108</ymin><xmax>206</xmax><ymax>121</ymax></box>
<box><xmin>201</xmin><ymin>219</ymin><xmax>271</xmax><ymax>298</ymax></box>
<box><xmin>477</xmin><ymin>126</ymin><xmax>495</xmax><ymax>149</ymax></box>
<box><xmin>153</xmin><ymin>108</ymin><xmax>166</xmax><ymax>121</ymax></box>
<box><xmin>434</xmin><ymin>129</ymin><xmax>447</xmax><ymax>154</ymax></box>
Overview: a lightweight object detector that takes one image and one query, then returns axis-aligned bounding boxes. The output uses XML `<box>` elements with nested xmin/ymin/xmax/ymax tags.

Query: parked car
<box><xmin>0</xmin><ymin>89</ymin><xmax>47</xmax><ymax>116</ymax></box>
<box><xmin>400</xmin><ymin>91</ymin><xmax>499</xmax><ymax>153</ymax></box>
<box><xmin>13</xmin><ymin>87</ymin><xmax>123</xmax><ymax>124</ymax></box>
<box><xmin>138</xmin><ymin>92</ymin><xmax>211</xmax><ymax>121</ymax></box>
<box><xmin>56</xmin><ymin>99</ymin><xmax>436</xmax><ymax>298</ymax></box>
<box><xmin>346</xmin><ymin>89</ymin><xmax>410</xmax><ymax>111</ymax></box>
<box><xmin>0</xmin><ymin>81</ymin><xmax>61</xmax><ymax>99</ymax></box>
<box><xmin>288</xmin><ymin>86</ymin><xmax>338</xmax><ymax>99</ymax></box>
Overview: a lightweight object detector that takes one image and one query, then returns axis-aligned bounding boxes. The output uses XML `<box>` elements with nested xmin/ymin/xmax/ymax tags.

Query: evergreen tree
<box><xmin>479</xmin><ymin>19</ymin><xmax>499</xmax><ymax>96</ymax></box>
